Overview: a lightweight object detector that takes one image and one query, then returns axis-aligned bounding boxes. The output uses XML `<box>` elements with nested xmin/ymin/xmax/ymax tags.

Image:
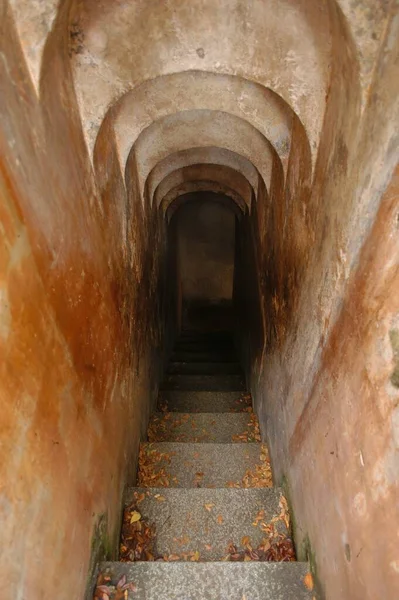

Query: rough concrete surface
<box><xmin>171</xmin><ymin>350</ymin><xmax>237</xmax><ymax>362</ymax></box>
<box><xmin>158</xmin><ymin>390</ymin><xmax>249</xmax><ymax>413</ymax></box>
<box><xmin>99</xmin><ymin>561</ymin><xmax>313</xmax><ymax>600</ymax></box>
<box><xmin>148</xmin><ymin>413</ymin><xmax>255</xmax><ymax>443</ymax></box>
<box><xmin>124</xmin><ymin>488</ymin><xmax>287</xmax><ymax>561</ymax></box>
<box><xmin>167</xmin><ymin>361</ymin><xmax>241</xmax><ymax>374</ymax></box>
<box><xmin>138</xmin><ymin>442</ymin><xmax>268</xmax><ymax>488</ymax></box>
<box><xmin>162</xmin><ymin>374</ymin><xmax>246</xmax><ymax>391</ymax></box>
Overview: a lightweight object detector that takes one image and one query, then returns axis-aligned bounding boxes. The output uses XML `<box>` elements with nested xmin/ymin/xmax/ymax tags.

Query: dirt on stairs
<box><xmin>94</xmin><ymin>331</ymin><xmax>315</xmax><ymax>600</ymax></box>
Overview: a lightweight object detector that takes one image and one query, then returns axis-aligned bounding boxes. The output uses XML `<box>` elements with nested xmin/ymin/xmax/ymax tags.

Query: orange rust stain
<box><xmin>289</xmin><ymin>166</ymin><xmax>399</xmax><ymax>457</ymax></box>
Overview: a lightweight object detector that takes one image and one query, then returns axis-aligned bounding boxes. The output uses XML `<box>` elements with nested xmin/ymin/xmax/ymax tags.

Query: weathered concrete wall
<box><xmin>0</xmin><ymin>4</ymin><xmax>166</xmax><ymax>598</ymax></box>
<box><xmin>242</xmin><ymin>7</ymin><xmax>399</xmax><ymax>599</ymax></box>
<box><xmin>289</xmin><ymin>165</ymin><xmax>399</xmax><ymax>599</ymax></box>
<box><xmin>176</xmin><ymin>195</ymin><xmax>235</xmax><ymax>304</ymax></box>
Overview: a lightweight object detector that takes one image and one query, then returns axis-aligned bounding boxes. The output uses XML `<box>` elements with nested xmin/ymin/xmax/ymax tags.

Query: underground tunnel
<box><xmin>0</xmin><ymin>1</ymin><xmax>398</xmax><ymax>599</ymax></box>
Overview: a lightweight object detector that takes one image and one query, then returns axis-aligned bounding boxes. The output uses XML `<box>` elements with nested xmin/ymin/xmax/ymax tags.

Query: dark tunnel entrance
<box><xmin>168</xmin><ymin>191</ymin><xmax>238</xmax><ymax>334</ymax></box>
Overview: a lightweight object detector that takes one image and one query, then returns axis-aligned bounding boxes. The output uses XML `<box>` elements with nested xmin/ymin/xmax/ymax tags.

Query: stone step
<box><xmin>167</xmin><ymin>361</ymin><xmax>242</xmax><ymax>375</ymax></box>
<box><xmin>147</xmin><ymin>413</ymin><xmax>259</xmax><ymax>443</ymax></box>
<box><xmin>176</xmin><ymin>342</ymin><xmax>234</xmax><ymax>350</ymax></box>
<box><xmin>178</xmin><ymin>330</ymin><xmax>233</xmax><ymax>340</ymax></box>
<box><xmin>175</xmin><ymin>340</ymin><xmax>234</xmax><ymax>350</ymax></box>
<box><xmin>98</xmin><ymin>561</ymin><xmax>313</xmax><ymax>600</ymax></box>
<box><xmin>138</xmin><ymin>442</ymin><xmax>272</xmax><ymax>488</ymax></box>
<box><xmin>172</xmin><ymin>350</ymin><xmax>237</xmax><ymax>363</ymax></box>
<box><xmin>176</xmin><ymin>338</ymin><xmax>233</xmax><ymax>346</ymax></box>
<box><xmin>158</xmin><ymin>390</ymin><xmax>252</xmax><ymax>413</ymax></box>
<box><xmin>161</xmin><ymin>373</ymin><xmax>246</xmax><ymax>391</ymax></box>
<box><xmin>124</xmin><ymin>487</ymin><xmax>289</xmax><ymax>561</ymax></box>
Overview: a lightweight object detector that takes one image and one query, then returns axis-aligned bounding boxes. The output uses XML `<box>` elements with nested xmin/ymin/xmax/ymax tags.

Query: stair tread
<box><xmin>99</xmin><ymin>561</ymin><xmax>313</xmax><ymax>600</ymax></box>
<box><xmin>172</xmin><ymin>351</ymin><xmax>237</xmax><ymax>362</ymax></box>
<box><xmin>124</xmin><ymin>487</ymin><xmax>288</xmax><ymax>561</ymax></box>
<box><xmin>107</xmin><ymin>333</ymin><xmax>304</xmax><ymax>597</ymax></box>
<box><xmin>139</xmin><ymin>442</ymin><xmax>272</xmax><ymax>488</ymax></box>
<box><xmin>161</xmin><ymin>373</ymin><xmax>246</xmax><ymax>391</ymax></box>
<box><xmin>148</xmin><ymin>412</ymin><xmax>259</xmax><ymax>443</ymax></box>
<box><xmin>175</xmin><ymin>340</ymin><xmax>234</xmax><ymax>348</ymax></box>
<box><xmin>158</xmin><ymin>390</ymin><xmax>252</xmax><ymax>413</ymax></box>
<box><xmin>174</xmin><ymin>340</ymin><xmax>235</xmax><ymax>351</ymax></box>
<box><xmin>168</xmin><ymin>361</ymin><xmax>242</xmax><ymax>375</ymax></box>
<box><xmin>178</xmin><ymin>331</ymin><xmax>233</xmax><ymax>341</ymax></box>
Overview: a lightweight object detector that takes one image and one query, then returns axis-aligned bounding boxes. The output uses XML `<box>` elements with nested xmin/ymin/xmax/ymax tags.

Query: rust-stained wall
<box><xmin>289</xmin><ymin>165</ymin><xmax>399</xmax><ymax>599</ymax></box>
<box><xmin>242</xmin><ymin>8</ymin><xmax>399</xmax><ymax>599</ymax></box>
<box><xmin>0</xmin><ymin>5</ymin><xmax>165</xmax><ymax>598</ymax></box>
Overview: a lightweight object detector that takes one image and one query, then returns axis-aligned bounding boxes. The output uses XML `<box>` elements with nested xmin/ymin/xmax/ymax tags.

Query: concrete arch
<box><xmin>160</xmin><ymin>181</ymin><xmax>247</xmax><ymax>220</ymax></box>
<box><xmin>127</xmin><ymin>109</ymin><xmax>282</xmax><ymax>202</ymax></box>
<box><xmin>146</xmin><ymin>147</ymin><xmax>260</xmax><ymax>202</ymax></box>
<box><xmin>166</xmin><ymin>190</ymin><xmax>244</xmax><ymax>222</ymax></box>
<box><xmin>154</xmin><ymin>164</ymin><xmax>252</xmax><ymax>211</ymax></box>
<box><xmin>94</xmin><ymin>71</ymin><xmax>301</xmax><ymax>174</ymax></box>
<box><xmin>71</xmin><ymin>0</ymin><xmax>334</xmax><ymax>158</ymax></box>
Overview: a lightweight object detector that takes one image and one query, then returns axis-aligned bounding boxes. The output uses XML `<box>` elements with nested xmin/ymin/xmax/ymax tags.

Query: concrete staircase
<box><xmin>96</xmin><ymin>331</ymin><xmax>313</xmax><ymax>599</ymax></box>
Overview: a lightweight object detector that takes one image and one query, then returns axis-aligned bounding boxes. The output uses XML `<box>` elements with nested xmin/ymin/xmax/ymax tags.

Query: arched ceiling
<box><xmin>8</xmin><ymin>0</ymin><xmax>384</xmax><ymax>224</ymax></box>
<box><xmin>127</xmin><ymin>109</ymin><xmax>281</xmax><ymax>202</ymax></box>
<box><xmin>161</xmin><ymin>181</ymin><xmax>247</xmax><ymax>219</ymax></box>
<box><xmin>147</xmin><ymin>148</ymin><xmax>259</xmax><ymax>202</ymax></box>
<box><xmin>166</xmin><ymin>191</ymin><xmax>243</xmax><ymax>222</ymax></box>
<box><xmin>67</xmin><ymin>0</ymin><xmax>335</xmax><ymax>218</ymax></box>
<box><xmin>9</xmin><ymin>0</ymin><xmax>387</xmax><ymax>110</ymax></box>
<box><xmin>94</xmin><ymin>71</ymin><xmax>299</xmax><ymax>173</ymax></box>
<box><xmin>154</xmin><ymin>164</ymin><xmax>252</xmax><ymax>212</ymax></box>
<box><xmin>71</xmin><ymin>0</ymin><xmax>331</xmax><ymax>156</ymax></box>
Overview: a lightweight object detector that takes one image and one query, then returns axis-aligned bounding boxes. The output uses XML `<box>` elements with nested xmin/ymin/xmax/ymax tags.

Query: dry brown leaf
<box><xmin>217</xmin><ymin>515</ymin><xmax>224</xmax><ymax>524</ymax></box>
<box><xmin>252</xmin><ymin>509</ymin><xmax>265</xmax><ymax>526</ymax></box>
<box><xmin>134</xmin><ymin>492</ymin><xmax>145</xmax><ymax>505</ymax></box>
<box><xmin>154</xmin><ymin>494</ymin><xmax>166</xmax><ymax>502</ymax></box>
<box><xmin>167</xmin><ymin>554</ymin><xmax>180</xmax><ymax>561</ymax></box>
<box><xmin>303</xmin><ymin>572</ymin><xmax>314</xmax><ymax>590</ymax></box>
<box><xmin>130</xmin><ymin>511</ymin><xmax>141</xmax><ymax>523</ymax></box>
<box><xmin>204</xmin><ymin>503</ymin><xmax>215</xmax><ymax>512</ymax></box>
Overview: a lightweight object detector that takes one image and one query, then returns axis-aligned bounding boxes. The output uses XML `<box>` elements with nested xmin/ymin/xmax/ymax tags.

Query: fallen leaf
<box><xmin>241</xmin><ymin>536</ymin><xmax>250</xmax><ymax>547</ymax></box>
<box><xmin>303</xmin><ymin>572</ymin><xmax>314</xmax><ymax>590</ymax></box>
<box><xmin>217</xmin><ymin>515</ymin><xmax>224</xmax><ymax>524</ymax></box>
<box><xmin>129</xmin><ymin>511</ymin><xmax>141</xmax><ymax>523</ymax></box>
<box><xmin>190</xmin><ymin>550</ymin><xmax>200</xmax><ymax>561</ymax></box>
<box><xmin>154</xmin><ymin>495</ymin><xmax>166</xmax><ymax>502</ymax></box>
<box><xmin>204</xmin><ymin>503</ymin><xmax>215</xmax><ymax>512</ymax></box>
<box><xmin>134</xmin><ymin>492</ymin><xmax>145</xmax><ymax>505</ymax></box>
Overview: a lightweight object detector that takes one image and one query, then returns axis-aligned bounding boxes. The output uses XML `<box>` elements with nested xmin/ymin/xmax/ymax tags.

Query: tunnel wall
<box><xmin>0</xmin><ymin>5</ymin><xmax>167</xmax><ymax>597</ymax></box>
<box><xmin>238</xmin><ymin>9</ymin><xmax>399</xmax><ymax>599</ymax></box>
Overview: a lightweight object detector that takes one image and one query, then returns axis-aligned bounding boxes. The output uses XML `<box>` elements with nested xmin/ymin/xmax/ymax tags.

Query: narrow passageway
<box><xmin>96</xmin><ymin>327</ymin><xmax>313</xmax><ymax>598</ymax></box>
<box><xmin>1</xmin><ymin>2</ymin><xmax>398</xmax><ymax>599</ymax></box>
